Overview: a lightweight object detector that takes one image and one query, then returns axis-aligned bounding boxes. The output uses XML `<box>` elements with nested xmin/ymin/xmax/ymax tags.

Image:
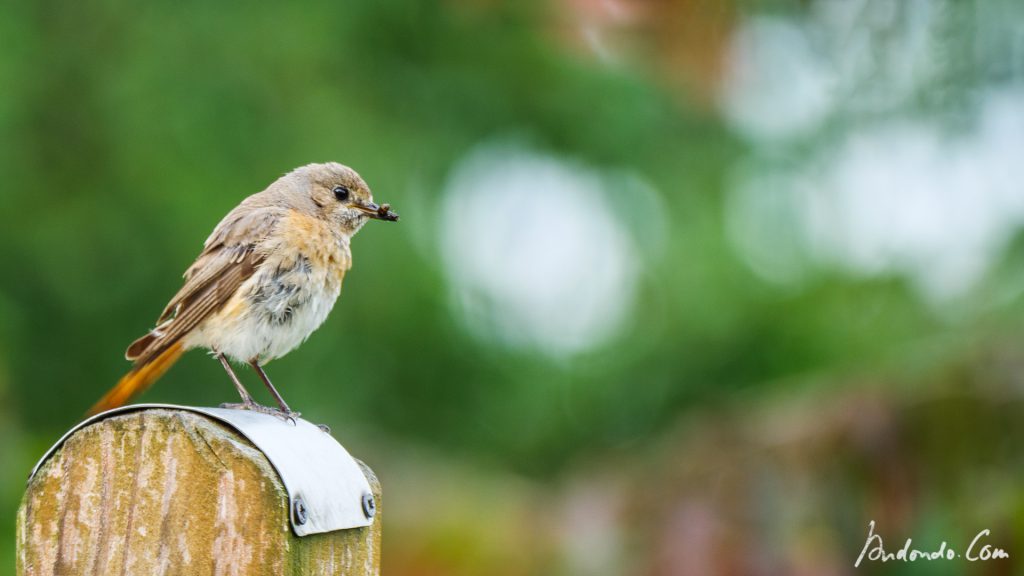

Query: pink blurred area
<box><xmin>375</xmin><ymin>349</ymin><xmax>1024</xmax><ymax>575</ymax></box>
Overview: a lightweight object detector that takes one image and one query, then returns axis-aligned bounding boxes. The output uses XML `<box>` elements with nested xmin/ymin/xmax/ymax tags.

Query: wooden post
<box><xmin>16</xmin><ymin>408</ymin><xmax>381</xmax><ymax>576</ymax></box>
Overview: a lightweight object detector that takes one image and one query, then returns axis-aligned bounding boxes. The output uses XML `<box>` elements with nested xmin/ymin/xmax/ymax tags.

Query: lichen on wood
<box><xmin>16</xmin><ymin>409</ymin><xmax>381</xmax><ymax>576</ymax></box>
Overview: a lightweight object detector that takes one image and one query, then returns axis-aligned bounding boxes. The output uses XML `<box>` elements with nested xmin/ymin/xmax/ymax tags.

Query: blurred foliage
<box><xmin>2</xmin><ymin>0</ymin><xmax>1024</xmax><ymax>574</ymax></box>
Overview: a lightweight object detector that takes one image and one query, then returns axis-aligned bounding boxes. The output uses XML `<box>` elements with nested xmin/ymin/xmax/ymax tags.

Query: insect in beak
<box><xmin>355</xmin><ymin>201</ymin><xmax>399</xmax><ymax>221</ymax></box>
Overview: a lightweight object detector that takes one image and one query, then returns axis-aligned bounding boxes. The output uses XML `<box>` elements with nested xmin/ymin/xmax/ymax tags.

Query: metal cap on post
<box><xmin>18</xmin><ymin>405</ymin><xmax>382</xmax><ymax>575</ymax></box>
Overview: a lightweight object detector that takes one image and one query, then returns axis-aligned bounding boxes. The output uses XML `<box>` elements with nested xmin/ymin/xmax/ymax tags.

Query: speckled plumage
<box><xmin>184</xmin><ymin>210</ymin><xmax>353</xmax><ymax>363</ymax></box>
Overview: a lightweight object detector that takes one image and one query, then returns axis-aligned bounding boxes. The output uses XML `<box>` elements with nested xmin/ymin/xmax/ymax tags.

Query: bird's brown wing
<box><xmin>157</xmin><ymin>204</ymin><xmax>285</xmax><ymax>324</ymax></box>
<box><xmin>126</xmin><ymin>205</ymin><xmax>286</xmax><ymax>364</ymax></box>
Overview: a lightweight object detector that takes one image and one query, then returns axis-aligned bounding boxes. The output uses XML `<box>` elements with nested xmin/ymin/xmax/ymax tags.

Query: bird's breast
<box><xmin>274</xmin><ymin>211</ymin><xmax>352</xmax><ymax>284</ymax></box>
<box><xmin>251</xmin><ymin>212</ymin><xmax>351</xmax><ymax>358</ymax></box>
<box><xmin>193</xmin><ymin>211</ymin><xmax>353</xmax><ymax>362</ymax></box>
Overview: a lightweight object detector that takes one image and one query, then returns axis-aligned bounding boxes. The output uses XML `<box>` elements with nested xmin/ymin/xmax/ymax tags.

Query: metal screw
<box><xmin>361</xmin><ymin>492</ymin><xmax>376</xmax><ymax>519</ymax></box>
<box><xmin>293</xmin><ymin>497</ymin><xmax>308</xmax><ymax>525</ymax></box>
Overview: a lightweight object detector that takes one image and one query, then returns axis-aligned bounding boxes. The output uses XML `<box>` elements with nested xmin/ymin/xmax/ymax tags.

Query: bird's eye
<box><xmin>333</xmin><ymin>185</ymin><xmax>350</xmax><ymax>202</ymax></box>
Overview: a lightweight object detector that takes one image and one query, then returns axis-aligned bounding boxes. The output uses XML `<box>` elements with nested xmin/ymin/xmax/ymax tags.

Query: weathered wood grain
<box><xmin>16</xmin><ymin>409</ymin><xmax>381</xmax><ymax>576</ymax></box>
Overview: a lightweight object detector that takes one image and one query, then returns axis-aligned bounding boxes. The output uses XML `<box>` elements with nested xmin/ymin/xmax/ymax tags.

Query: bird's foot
<box><xmin>219</xmin><ymin>401</ymin><xmax>300</xmax><ymax>425</ymax></box>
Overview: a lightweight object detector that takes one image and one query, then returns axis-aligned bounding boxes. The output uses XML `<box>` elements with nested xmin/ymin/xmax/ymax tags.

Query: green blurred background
<box><xmin>3</xmin><ymin>0</ymin><xmax>1024</xmax><ymax>574</ymax></box>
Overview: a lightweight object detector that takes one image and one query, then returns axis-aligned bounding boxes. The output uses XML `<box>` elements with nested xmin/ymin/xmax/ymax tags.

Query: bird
<box><xmin>87</xmin><ymin>162</ymin><xmax>398</xmax><ymax>418</ymax></box>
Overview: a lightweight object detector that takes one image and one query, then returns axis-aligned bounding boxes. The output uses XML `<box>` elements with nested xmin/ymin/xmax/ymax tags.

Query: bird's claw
<box><xmin>220</xmin><ymin>401</ymin><xmax>300</xmax><ymax>425</ymax></box>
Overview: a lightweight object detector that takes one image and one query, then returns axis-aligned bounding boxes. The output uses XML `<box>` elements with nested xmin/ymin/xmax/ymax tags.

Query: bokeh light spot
<box><xmin>440</xmin><ymin>143</ymin><xmax>643</xmax><ymax>357</ymax></box>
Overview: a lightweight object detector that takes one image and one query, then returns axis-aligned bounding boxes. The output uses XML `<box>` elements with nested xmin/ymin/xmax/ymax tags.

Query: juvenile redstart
<box><xmin>88</xmin><ymin>162</ymin><xmax>398</xmax><ymax>417</ymax></box>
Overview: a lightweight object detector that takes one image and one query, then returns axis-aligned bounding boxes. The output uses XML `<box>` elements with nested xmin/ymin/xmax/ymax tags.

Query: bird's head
<box><xmin>287</xmin><ymin>162</ymin><xmax>399</xmax><ymax>235</ymax></box>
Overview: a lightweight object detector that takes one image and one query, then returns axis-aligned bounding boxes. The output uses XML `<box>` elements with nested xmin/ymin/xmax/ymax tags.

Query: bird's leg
<box><xmin>217</xmin><ymin>352</ymin><xmax>257</xmax><ymax>406</ymax></box>
<box><xmin>248</xmin><ymin>358</ymin><xmax>299</xmax><ymax>412</ymax></box>
<box><xmin>217</xmin><ymin>354</ymin><xmax>295</xmax><ymax>425</ymax></box>
<box><xmin>249</xmin><ymin>361</ymin><xmax>331</xmax><ymax>431</ymax></box>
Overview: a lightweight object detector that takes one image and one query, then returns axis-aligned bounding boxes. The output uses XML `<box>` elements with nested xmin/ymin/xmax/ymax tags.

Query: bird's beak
<box><xmin>355</xmin><ymin>201</ymin><xmax>400</xmax><ymax>222</ymax></box>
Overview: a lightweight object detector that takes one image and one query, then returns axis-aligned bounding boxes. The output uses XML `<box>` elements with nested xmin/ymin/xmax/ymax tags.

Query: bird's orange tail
<box><xmin>87</xmin><ymin>342</ymin><xmax>185</xmax><ymax>416</ymax></box>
